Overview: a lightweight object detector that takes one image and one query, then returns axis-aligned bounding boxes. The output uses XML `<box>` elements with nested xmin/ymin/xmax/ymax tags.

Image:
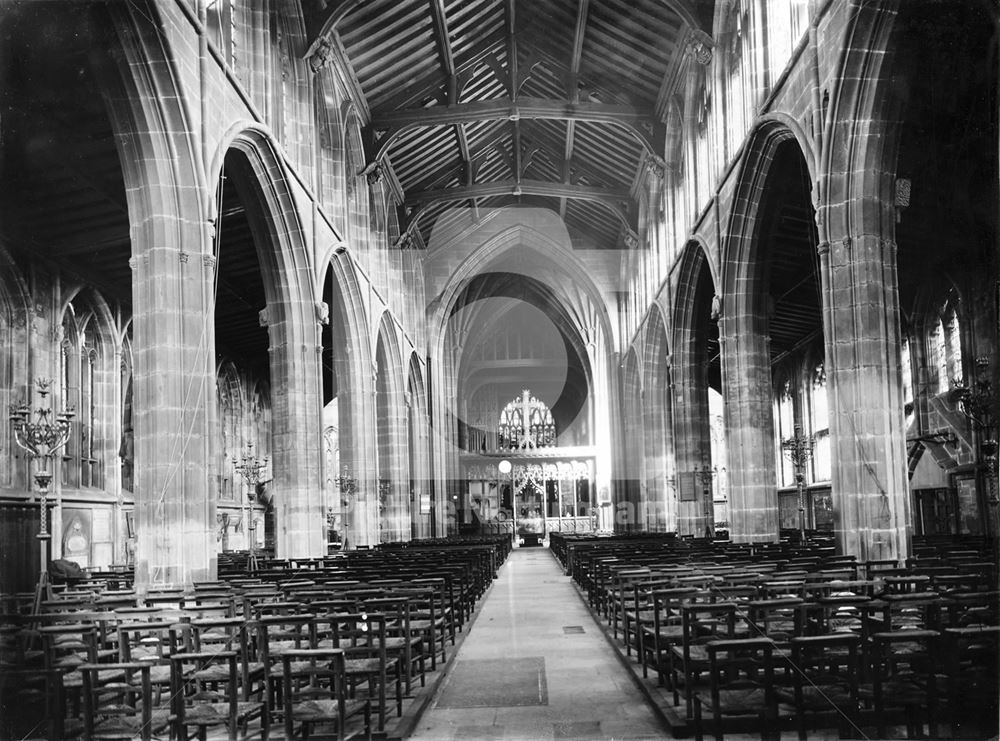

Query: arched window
<box><xmin>217</xmin><ymin>364</ymin><xmax>242</xmax><ymax>502</ymax></box>
<box><xmin>775</xmin><ymin>379</ymin><xmax>795</xmax><ymax>487</ymax></box>
<box><xmin>497</xmin><ymin>391</ymin><xmax>556</xmax><ymax>450</ymax></box>
<box><xmin>930</xmin><ymin>301</ymin><xmax>964</xmax><ymax>393</ymax></box>
<box><xmin>901</xmin><ymin>335</ymin><xmax>915</xmax><ymax>429</ymax></box>
<box><xmin>80</xmin><ymin>322</ymin><xmax>99</xmax><ymax>487</ymax></box>
<box><xmin>59</xmin><ymin>301</ymin><xmax>106</xmax><ymax>489</ymax></box>
<box><xmin>809</xmin><ymin>364</ymin><xmax>830</xmax><ymax>483</ymax></box>
<box><xmin>943</xmin><ymin>304</ymin><xmax>963</xmax><ymax>388</ymax></box>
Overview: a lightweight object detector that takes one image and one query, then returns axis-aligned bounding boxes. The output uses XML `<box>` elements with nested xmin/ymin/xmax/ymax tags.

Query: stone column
<box><xmin>720</xmin><ymin>310</ymin><xmax>780</xmax><ymax>542</ymax></box>
<box><xmin>821</xmin><ymin>236</ymin><xmax>911</xmax><ymax>562</ymax></box>
<box><xmin>265</xmin><ymin>307</ymin><xmax>326</xmax><ymax>559</ymax></box>
<box><xmin>671</xmin><ymin>337</ymin><xmax>713</xmax><ymax>536</ymax></box>
<box><xmin>132</xmin><ymin>243</ymin><xmax>217</xmax><ymax>590</ymax></box>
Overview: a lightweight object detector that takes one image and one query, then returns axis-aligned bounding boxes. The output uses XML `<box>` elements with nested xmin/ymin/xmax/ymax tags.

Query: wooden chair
<box><xmin>860</xmin><ymin>629</ymin><xmax>940</xmax><ymax>738</ymax></box>
<box><xmin>280</xmin><ymin>648</ymin><xmax>371</xmax><ymax>741</ymax></box>
<box><xmin>941</xmin><ymin>625</ymin><xmax>1000</xmax><ymax>738</ymax></box>
<box><xmin>373</xmin><ymin>592</ymin><xmax>428</xmax><ymax>693</ymax></box>
<box><xmin>777</xmin><ymin>633</ymin><xmax>863</xmax><ymax>740</ymax></box>
<box><xmin>640</xmin><ymin>587</ymin><xmax>699</xmax><ymax>684</ymax></box>
<box><xmin>692</xmin><ymin>637</ymin><xmax>781</xmax><ymax>741</ymax></box>
<box><xmin>79</xmin><ymin>661</ymin><xmax>172</xmax><ymax>740</ymax></box>
<box><xmin>170</xmin><ymin>649</ymin><xmax>269</xmax><ymax>741</ymax></box>
<box><xmin>671</xmin><ymin>602</ymin><xmax>739</xmax><ymax>718</ymax></box>
<box><xmin>323</xmin><ymin>612</ymin><xmax>401</xmax><ymax>732</ymax></box>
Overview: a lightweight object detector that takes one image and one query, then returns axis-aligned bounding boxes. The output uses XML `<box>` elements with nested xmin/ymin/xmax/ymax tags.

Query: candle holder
<box><xmin>233</xmin><ymin>441</ymin><xmax>268</xmax><ymax>572</ymax></box>
<box><xmin>782</xmin><ymin>424</ymin><xmax>815</xmax><ymax>542</ymax></box>
<box><xmin>336</xmin><ymin>464</ymin><xmax>357</xmax><ymax>507</ymax></box>
<box><xmin>951</xmin><ymin>356</ymin><xmax>998</xmax><ymax>512</ymax></box>
<box><xmin>9</xmin><ymin>378</ymin><xmax>75</xmax><ymax>616</ymax></box>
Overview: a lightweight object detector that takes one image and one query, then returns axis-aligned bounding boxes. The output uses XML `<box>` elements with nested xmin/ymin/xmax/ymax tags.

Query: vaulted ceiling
<box><xmin>305</xmin><ymin>0</ymin><xmax>716</xmax><ymax>248</ymax></box>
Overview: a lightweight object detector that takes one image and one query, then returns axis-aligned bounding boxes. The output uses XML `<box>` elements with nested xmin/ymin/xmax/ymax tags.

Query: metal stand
<box><xmin>30</xmin><ymin>533</ymin><xmax>52</xmax><ymax>617</ymax></box>
<box><xmin>247</xmin><ymin>521</ymin><xmax>259</xmax><ymax>573</ymax></box>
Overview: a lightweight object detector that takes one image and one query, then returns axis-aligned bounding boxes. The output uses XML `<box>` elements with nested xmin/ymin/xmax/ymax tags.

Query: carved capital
<box><xmin>258</xmin><ymin>307</ymin><xmax>270</xmax><ymax>328</ymax></box>
<box><xmin>816</xmin><ymin>241</ymin><xmax>831</xmax><ymax>257</ymax></box>
<box><xmin>623</xmin><ymin>230</ymin><xmax>640</xmax><ymax>249</ymax></box>
<box><xmin>179</xmin><ymin>251</ymin><xmax>190</xmax><ymax>264</ymax></box>
<box><xmin>203</xmin><ymin>254</ymin><xmax>217</xmax><ymax>270</ymax></box>
<box><xmin>366</xmin><ymin>162</ymin><xmax>384</xmax><ymax>186</ymax></box>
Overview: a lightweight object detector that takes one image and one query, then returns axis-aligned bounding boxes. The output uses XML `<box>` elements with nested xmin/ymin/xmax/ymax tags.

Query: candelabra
<box><xmin>233</xmin><ymin>441</ymin><xmax>268</xmax><ymax>572</ymax></box>
<box><xmin>694</xmin><ymin>456</ymin><xmax>716</xmax><ymax>538</ymax></box>
<box><xmin>952</xmin><ymin>356</ymin><xmax>998</xmax><ymax>511</ymax></box>
<box><xmin>335</xmin><ymin>464</ymin><xmax>357</xmax><ymax>506</ymax></box>
<box><xmin>9</xmin><ymin>379</ymin><xmax>75</xmax><ymax>615</ymax></box>
<box><xmin>782</xmin><ymin>424</ymin><xmax>815</xmax><ymax>542</ymax></box>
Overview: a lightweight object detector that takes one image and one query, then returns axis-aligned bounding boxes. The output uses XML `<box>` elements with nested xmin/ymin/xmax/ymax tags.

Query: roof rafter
<box><xmin>369</xmin><ymin>97</ymin><xmax>664</xmax><ymax>163</ymax></box>
<box><xmin>370</xmin><ymin>33</ymin><xmax>503</xmax><ymax>114</ymax></box>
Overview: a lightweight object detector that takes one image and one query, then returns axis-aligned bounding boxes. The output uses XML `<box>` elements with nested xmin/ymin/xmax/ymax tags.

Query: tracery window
<box><xmin>497</xmin><ymin>391</ymin><xmax>556</xmax><ymax>450</ymax></box>
<box><xmin>930</xmin><ymin>302</ymin><xmax>963</xmax><ymax>393</ymax></box>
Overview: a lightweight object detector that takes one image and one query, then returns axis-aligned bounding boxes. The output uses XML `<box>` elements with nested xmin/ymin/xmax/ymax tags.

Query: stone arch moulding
<box><xmin>211</xmin><ymin>124</ymin><xmax>326</xmax><ymax>560</ymax></box>
<box><xmin>720</xmin><ymin>120</ymin><xmax>811</xmax><ymax>302</ymax></box>
<box><xmin>819</xmin><ymin>0</ymin><xmax>901</xmax><ymax>243</ymax></box>
<box><xmin>374</xmin><ymin>310</ymin><xmax>410</xmax><ymax>542</ymax></box>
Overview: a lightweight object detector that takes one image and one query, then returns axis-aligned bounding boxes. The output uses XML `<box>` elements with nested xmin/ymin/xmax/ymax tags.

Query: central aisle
<box><xmin>408</xmin><ymin>547</ymin><xmax>667</xmax><ymax>741</ymax></box>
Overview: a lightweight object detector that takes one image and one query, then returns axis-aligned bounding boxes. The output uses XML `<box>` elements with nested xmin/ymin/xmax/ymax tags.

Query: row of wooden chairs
<box><xmin>566</xmin><ymin>534</ymin><xmax>997</xmax><ymax>739</ymax></box>
<box><xmin>1</xmin><ymin>538</ymin><xmax>510</xmax><ymax>740</ymax></box>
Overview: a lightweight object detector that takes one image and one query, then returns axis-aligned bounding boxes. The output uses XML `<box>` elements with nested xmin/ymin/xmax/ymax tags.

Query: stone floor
<box><xmin>407</xmin><ymin>545</ymin><xmax>669</xmax><ymax>741</ymax></box>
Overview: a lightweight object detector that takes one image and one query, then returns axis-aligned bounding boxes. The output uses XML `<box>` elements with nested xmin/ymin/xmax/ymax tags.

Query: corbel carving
<box><xmin>309</xmin><ymin>38</ymin><xmax>334</xmax><ymax>74</ymax></box>
<box><xmin>685</xmin><ymin>29</ymin><xmax>714</xmax><ymax>66</ymax></box>
<box><xmin>316</xmin><ymin>301</ymin><xmax>330</xmax><ymax>326</ymax></box>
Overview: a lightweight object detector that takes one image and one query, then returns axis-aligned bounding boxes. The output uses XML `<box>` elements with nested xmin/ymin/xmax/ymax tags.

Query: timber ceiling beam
<box><xmin>428</xmin><ymin>0</ymin><xmax>479</xmax><ymax>220</ymax></box>
<box><xmin>505</xmin><ymin>0</ymin><xmax>522</xmax><ymax>184</ymax></box>
<box><xmin>397</xmin><ymin>178</ymin><xmax>634</xmax><ymax>246</ymax></box>
<box><xmin>368</xmin><ymin>98</ymin><xmax>665</xmax><ymax>163</ymax></box>
<box><xmin>561</xmin><ymin>0</ymin><xmax>589</xmax><ymax>218</ymax></box>
<box><xmin>406</xmin><ymin>180</ymin><xmax>629</xmax><ymax>209</ymax></box>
